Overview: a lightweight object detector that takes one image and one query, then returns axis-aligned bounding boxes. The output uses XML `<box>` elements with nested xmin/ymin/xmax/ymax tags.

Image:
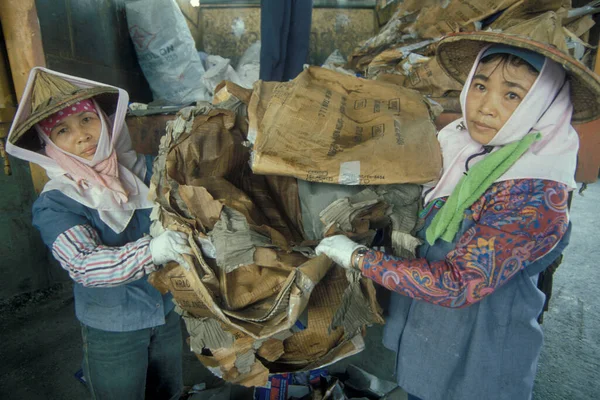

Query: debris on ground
<box><xmin>182</xmin><ymin>364</ymin><xmax>401</xmax><ymax>399</ymax></box>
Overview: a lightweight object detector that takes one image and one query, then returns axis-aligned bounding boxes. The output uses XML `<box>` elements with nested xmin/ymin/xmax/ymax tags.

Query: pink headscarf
<box><xmin>424</xmin><ymin>46</ymin><xmax>579</xmax><ymax>204</ymax></box>
<box><xmin>37</xmin><ymin>100</ymin><xmax>129</xmax><ymax>204</ymax></box>
<box><xmin>38</xmin><ymin>99</ymin><xmax>96</xmax><ymax>135</ymax></box>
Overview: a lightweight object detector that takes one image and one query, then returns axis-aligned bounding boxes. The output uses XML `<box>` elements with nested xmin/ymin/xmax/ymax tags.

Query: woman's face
<box><xmin>48</xmin><ymin>111</ymin><xmax>101</xmax><ymax>160</ymax></box>
<box><xmin>465</xmin><ymin>58</ymin><xmax>538</xmax><ymax>145</ymax></box>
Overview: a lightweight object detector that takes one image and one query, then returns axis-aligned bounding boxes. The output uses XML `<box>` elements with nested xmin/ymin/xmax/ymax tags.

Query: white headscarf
<box><xmin>425</xmin><ymin>46</ymin><xmax>579</xmax><ymax>205</ymax></box>
<box><xmin>6</xmin><ymin>67</ymin><xmax>154</xmax><ymax>233</ymax></box>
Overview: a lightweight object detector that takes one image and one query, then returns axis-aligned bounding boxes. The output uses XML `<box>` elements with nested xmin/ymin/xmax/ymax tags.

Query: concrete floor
<box><xmin>0</xmin><ymin>182</ymin><xmax>598</xmax><ymax>400</ymax></box>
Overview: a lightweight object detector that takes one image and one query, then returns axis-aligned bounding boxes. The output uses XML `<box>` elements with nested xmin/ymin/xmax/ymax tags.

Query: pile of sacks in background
<box><xmin>146</xmin><ymin>65</ymin><xmax>440</xmax><ymax>387</ymax></box>
<box><xmin>325</xmin><ymin>0</ymin><xmax>600</xmax><ymax>114</ymax></box>
<box><xmin>126</xmin><ymin>0</ymin><xmax>260</xmax><ymax>105</ymax></box>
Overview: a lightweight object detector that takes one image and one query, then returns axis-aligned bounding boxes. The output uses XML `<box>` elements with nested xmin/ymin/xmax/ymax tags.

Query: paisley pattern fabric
<box><xmin>362</xmin><ymin>179</ymin><xmax>569</xmax><ymax>308</ymax></box>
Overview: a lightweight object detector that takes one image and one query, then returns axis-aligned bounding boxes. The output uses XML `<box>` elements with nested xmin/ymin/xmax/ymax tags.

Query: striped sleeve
<box><xmin>51</xmin><ymin>224</ymin><xmax>157</xmax><ymax>288</ymax></box>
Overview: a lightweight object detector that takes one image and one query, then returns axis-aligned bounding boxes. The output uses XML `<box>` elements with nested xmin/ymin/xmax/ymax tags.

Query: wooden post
<box><xmin>0</xmin><ymin>33</ymin><xmax>17</xmax><ymax>175</ymax></box>
<box><xmin>0</xmin><ymin>0</ymin><xmax>48</xmax><ymax>192</ymax></box>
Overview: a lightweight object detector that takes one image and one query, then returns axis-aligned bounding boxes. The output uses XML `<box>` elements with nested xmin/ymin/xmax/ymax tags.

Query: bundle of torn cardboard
<box><xmin>147</xmin><ymin>67</ymin><xmax>442</xmax><ymax>387</ymax></box>
<box><xmin>338</xmin><ymin>0</ymin><xmax>599</xmax><ymax>113</ymax></box>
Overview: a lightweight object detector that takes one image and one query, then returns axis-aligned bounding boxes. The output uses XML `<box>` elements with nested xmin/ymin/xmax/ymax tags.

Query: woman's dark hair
<box><xmin>479</xmin><ymin>53</ymin><xmax>540</xmax><ymax>76</ymax></box>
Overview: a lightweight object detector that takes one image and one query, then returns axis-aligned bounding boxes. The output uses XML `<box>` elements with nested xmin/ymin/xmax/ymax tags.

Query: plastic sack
<box><xmin>126</xmin><ymin>0</ymin><xmax>209</xmax><ymax>104</ymax></box>
<box><xmin>202</xmin><ymin>55</ymin><xmax>243</xmax><ymax>97</ymax></box>
<box><xmin>236</xmin><ymin>41</ymin><xmax>261</xmax><ymax>89</ymax></box>
<box><xmin>322</xmin><ymin>49</ymin><xmax>346</xmax><ymax>67</ymax></box>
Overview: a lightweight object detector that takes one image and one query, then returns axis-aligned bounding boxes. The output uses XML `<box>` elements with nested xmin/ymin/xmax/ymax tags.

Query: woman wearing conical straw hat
<box><xmin>6</xmin><ymin>68</ymin><xmax>192</xmax><ymax>399</ymax></box>
<box><xmin>316</xmin><ymin>12</ymin><xmax>600</xmax><ymax>400</ymax></box>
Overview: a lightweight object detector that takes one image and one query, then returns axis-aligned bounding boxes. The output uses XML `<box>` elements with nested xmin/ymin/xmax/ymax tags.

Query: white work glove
<box><xmin>315</xmin><ymin>235</ymin><xmax>366</xmax><ymax>270</ymax></box>
<box><xmin>149</xmin><ymin>230</ymin><xmax>193</xmax><ymax>270</ymax></box>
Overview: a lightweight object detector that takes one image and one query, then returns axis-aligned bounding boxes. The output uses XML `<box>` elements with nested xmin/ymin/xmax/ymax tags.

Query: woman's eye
<box><xmin>81</xmin><ymin>113</ymin><xmax>97</xmax><ymax>124</ymax></box>
<box><xmin>474</xmin><ymin>83</ymin><xmax>485</xmax><ymax>91</ymax></box>
<box><xmin>507</xmin><ymin>92</ymin><xmax>521</xmax><ymax>101</ymax></box>
<box><xmin>57</xmin><ymin>127</ymin><xmax>68</xmax><ymax>135</ymax></box>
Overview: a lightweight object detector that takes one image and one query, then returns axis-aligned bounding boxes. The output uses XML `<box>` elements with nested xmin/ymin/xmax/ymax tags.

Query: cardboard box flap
<box><xmin>248</xmin><ymin>66</ymin><xmax>442</xmax><ymax>185</ymax></box>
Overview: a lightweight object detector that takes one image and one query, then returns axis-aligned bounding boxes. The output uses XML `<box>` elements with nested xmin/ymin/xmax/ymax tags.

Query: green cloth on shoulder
<box><xmin>425</xmin><ymin>132</ymin><xmax>541</xmax><ymax>245</ymax></box>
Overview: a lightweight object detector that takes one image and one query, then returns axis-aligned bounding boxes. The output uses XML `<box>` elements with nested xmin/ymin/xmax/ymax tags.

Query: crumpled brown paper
<box><xmin>148</xmin><ymin>102</ymin><xmax>384</xmax><ymax>387</ymax></box>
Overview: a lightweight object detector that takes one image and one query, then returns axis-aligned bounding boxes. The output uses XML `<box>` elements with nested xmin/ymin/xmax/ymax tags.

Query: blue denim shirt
<box><xmin>32</xmin><ymin>156</ymin><xmax>174</xmax><ymax>332</ymax></box>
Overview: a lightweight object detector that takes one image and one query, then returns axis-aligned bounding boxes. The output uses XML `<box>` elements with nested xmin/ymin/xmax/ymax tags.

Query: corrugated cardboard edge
<box><xmin>149</xmin><ymin>251</ymin><xmax>335</xmax><ymax>340</ymax></box>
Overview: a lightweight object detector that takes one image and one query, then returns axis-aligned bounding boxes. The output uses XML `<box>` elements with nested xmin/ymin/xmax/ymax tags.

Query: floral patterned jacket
<box><xmin>361</xmin><ymin>179</ymin><xmax>569</xmax><ymax>308</ymax></box>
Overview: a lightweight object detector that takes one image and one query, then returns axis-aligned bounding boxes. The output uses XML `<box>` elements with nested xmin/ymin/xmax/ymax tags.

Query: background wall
<box><xmin>35</xmin><ymin>0</ymin><xmax>153</xmax><ymax>103</ymax></box>
<box><xmin>0</xmin><ymin>157</ymin><xmax>64</xmax><ymax>298</ymax></box>
<box><xmin>199</xmin><ymin>6</ymin><xmax>375</xmax><ymax>66</ymax></box>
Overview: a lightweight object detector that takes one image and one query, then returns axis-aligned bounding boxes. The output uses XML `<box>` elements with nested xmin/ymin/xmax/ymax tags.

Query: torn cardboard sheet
<box><xmin>148</xmin><ymin>100</ymin><xmax>385</xmax><ymax>387</ymax></box>
<box><xmin>377</xmin><ymin>184</ymin><xmax>422</xmax><ymax>257</ymax></box>
<box><xmin>298</xmin><ymin>181</ymin><xmax>365</xmax><ymax>241</ymax></box>
<box><xmin>347</xmin><ymin>0</ymin><xmax>436</xmax><ymax>72</ymax></box>
<box><xmin>319</xmin><ymin>193</ymin><xmax>382</xmax><ymax>234</ymax></box>
<box><xmin>212</xmin><ymin>80</ymin><xmax>252</xmax><ymax>134</ymax></box>
<box><xmin>565</xmin><ymin>14</ymin><xmax>596</xmax><ymax>39</ymax></box>
<box><xmin>219</xmin><ymin>263</ymin><xmax>294</xmax><ymax>311</ymax></box>
<box><xmin>348</xmin><ymin>0</ymin><xmax>519</xmax><ymax>72</ymax></box>
<box><xmin>173</xmin><ymin>264</ymin><xmax>375</xmax><ymax>385</ymax></box>
<box><xmin>392</xmin><ymin>230</ymin><xmax>422</xmax><ymax>259</ymax></box>
<box><xmin>210</xmin><ymin>207</ymin><xmax>272</xmax><ymax>272</ymax></box>
<box><xmin>180</xmin><ymin>311</ymin><xmax>235</xmax><ymax>351</ymax></box>
<box><xmin>330</xmin><ymin>270</ymin><xmax>380</xmax><ymax>339</ymax></box>
<box><xmin>256</xmin><ymin>338</ymin><xmax>286</xmax><ymax>362</ymax></box>
<box><xmin>234</xmin><ymin>350</ymin><xmax>256</xmax><ymax>375</ymax></box>
<box><xmin>413</xmin><ymin>0</ymin><xmax>520</xmax><ymax>39</ymax></box>
<box><xmin>488</xmin><ymin>0</ymin><xmax>565</xmax><ymax>30</ymax></box>
<box><xmin>366</xmin><ymin>47</ymin><xmax>408</xmax><ymax>78</ymax></box>
<box><xmin>279</xmin><ymin>267</ymin><xmax>365</xmax><ymax>364</ymax></box>
<box><xmin>149</xmin><ymin>235</ymin><xmax>373</xmax><ymax>385</ymax></box>
<box><xmin>248</xmin><ymin>66</ymin><xmax>442</xmax><ymax>185</ymax></box>
<box><xmin>316</xmin><ymin>185</ymin><xmax>422</xmax><ymax>257</ymax></box>
<box><xmin>151</xmin><ymin>101</ymin><xmax>300</xmax><ymax>241</ymax></box>
<box><xmin>241</xmin><ymin>174</ymin><xmax>305</xmax><ymax>243</ymax></box>
<box><xmin>395</xmin><ymin>56</ymin><xmax>463</xmax><ymax>98</ymax></box>
<box><xmin>165</xmin><ymin>111</ymin><xmax>247</xmax><ymax>185</ymax></box>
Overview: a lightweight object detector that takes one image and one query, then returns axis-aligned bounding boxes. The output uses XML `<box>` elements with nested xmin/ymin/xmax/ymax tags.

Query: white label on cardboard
<box><xmin>339</xmin><ymin>161</ymin><xmax>361</xmax><ymax>185</ymax></box>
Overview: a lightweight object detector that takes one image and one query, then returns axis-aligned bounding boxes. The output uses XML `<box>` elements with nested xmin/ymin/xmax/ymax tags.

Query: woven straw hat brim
<box><xmin>10</xmin><ymin>86</ymin><xmax>119</xmax><ymax>146</ymax></box>
<box><xmin>436</xmin><ymin>31</ymin><xmax>600</xmax><ymax>124</ymax></box>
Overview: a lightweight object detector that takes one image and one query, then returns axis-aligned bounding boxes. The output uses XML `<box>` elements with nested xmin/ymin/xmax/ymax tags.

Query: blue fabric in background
<box><xmin>260</xmin><ymin>0</ymin><xmax>313</xmax><ymax>81</ymax></box>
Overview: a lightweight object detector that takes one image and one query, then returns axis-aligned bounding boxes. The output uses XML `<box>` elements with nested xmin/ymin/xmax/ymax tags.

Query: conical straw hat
<box><xmin>436</xmin><ymin>12</ymin><xmax>600</xmax><ymax>123</ymax></box>
<box><xmin>9</xmin><ymin>69</ymin><xmax>118</xmax><ymax>145</ymax></box>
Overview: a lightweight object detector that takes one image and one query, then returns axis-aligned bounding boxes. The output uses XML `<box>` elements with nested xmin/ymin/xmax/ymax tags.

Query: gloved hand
<box><xmin>315</xmin><ymin>235</ymin><xmax>366</xmax><ymax>270</ymax></box>
<box><xmin>150</xmin><ymin>230</ymin><xmax>193</xmax><ymax>270</ymax></box>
